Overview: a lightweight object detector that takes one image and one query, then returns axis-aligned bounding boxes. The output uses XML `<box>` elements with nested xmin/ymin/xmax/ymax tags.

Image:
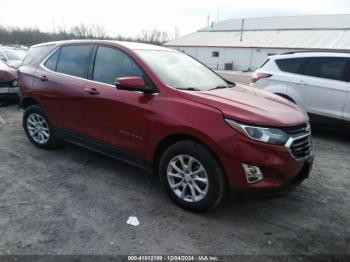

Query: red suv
<box><xmin>18</xmin><ymin>40</ymin><xmax>314</xmax><ymax>211</ymax></box>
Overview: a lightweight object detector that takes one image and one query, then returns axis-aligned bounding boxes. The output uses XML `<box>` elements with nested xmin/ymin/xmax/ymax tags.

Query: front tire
<box><xmin>159</xmin><ymin>140</ymin><xmax>227</xmax><ymax>211</ymax></box>
<box><xmin>23</xmin><ymin>105</ymin><xmax>59</xmax><ymax>149</ymax></box>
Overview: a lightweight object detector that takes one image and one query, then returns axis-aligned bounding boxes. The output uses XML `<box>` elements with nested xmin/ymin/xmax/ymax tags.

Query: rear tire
<box><xmin>23</xmin><ymin>105</ymin><xmax>60</xmax><ymax>149</ymax></box>
<box><xmin>159</xmin><ymin>140</ymin><xmax>227</xmax><ymax>212</ymax></box>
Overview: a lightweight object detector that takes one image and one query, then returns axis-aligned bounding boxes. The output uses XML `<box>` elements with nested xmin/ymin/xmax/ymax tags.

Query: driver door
<box><xmin>82</xmin><ymin>45</ymin><xmax>154</xmax><ymax>157</ymax></box>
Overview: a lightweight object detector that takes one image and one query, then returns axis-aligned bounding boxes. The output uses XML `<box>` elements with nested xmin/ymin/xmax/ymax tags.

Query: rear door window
<box><xmin>275</xmin><ymin>58</ymin><xmax>306</xmax><ymax>74</ymax></box>
<box><xmin>92</xmin><ymin>46</ymin><xmax>143</xmax><ymax>85</ymax></box>
<box><xmin>302</xmin><ymin>57</ymin><xmax>346</xmax><ymax>81</ymax></box>
<box><xmin>56</xmin><ymin>45</ymin><xmax>92</xmax><ymax>78</ymax></box>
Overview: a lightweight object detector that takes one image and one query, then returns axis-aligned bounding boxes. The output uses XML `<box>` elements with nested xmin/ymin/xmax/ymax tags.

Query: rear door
<box><xmin>290</xmin><ymin>57</ymin><xmax>348</xmax><ymax>119</ymax></box>
<box><xmin>34</xmin><ymin>44</ymin><xmax>93</xmax><ymax>133</ymax></box>
<box><xmin>274</xmin><ymin>57</ymin><xmax>307</xmax><ymax>95</ymax></box>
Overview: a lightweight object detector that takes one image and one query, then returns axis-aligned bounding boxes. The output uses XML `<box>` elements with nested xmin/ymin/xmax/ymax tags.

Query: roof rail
<box><xmin>280</xmin><ymin>50</ymin><xmax>350</xmax><ymax>55</ymax></box>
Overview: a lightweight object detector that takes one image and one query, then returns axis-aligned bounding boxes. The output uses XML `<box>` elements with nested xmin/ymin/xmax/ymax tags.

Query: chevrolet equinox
<box><xmin>18</xmin><ymin>40</ymin><xmax>314</xmax><ymax>211</ymax></box>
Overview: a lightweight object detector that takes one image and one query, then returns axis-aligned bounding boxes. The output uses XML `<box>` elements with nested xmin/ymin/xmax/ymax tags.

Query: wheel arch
<box><xmin>19</xmin><ymin>96</ymin><xmax>40</xmax><ymax>109</ymax></box>
<box><xmin>274</xmin><ymin>93</ymin><xmax>296</xmax><ymax>103</ymax></box>
<box><xmin>152</xmin><ymin>134</ymin><xmax>228</xmax><ymax>185</ymax></box>
<box><xmin>261</xmin><ymin>84</ymin><xmax>287</xmax><ymax>94</ymax></box>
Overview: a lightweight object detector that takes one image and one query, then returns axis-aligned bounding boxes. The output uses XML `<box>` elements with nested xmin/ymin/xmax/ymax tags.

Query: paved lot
<box><xmin>0</xmin><ymin>76</ymin><xmax>349</xmax><ymax>256</ymax></box>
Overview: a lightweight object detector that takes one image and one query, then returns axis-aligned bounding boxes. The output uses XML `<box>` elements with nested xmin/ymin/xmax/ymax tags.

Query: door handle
<box><xmin>84</xmin><ymin>87</ymin><xmax>99</xmax><ymax>95</ymax></box>
<box><xmin>296</xmin><ymin>80</ymin><xmax>307</xmax><ymax>86</ymax></box>
<box><xmin>40</xmin><ymin>75</ymin><xmax>48</xmax><ymax>81</ymax></box>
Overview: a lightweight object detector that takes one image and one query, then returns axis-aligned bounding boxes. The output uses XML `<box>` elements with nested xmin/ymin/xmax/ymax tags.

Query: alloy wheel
<box><xmin>167</xmin><ymin>154</ymin><xmax>209</xmax><ymax>203</ymax></box>
<box><xmin>26</xmin><ymin>113</ymin><xmax>50</xmax><ymax>144</ymax></box>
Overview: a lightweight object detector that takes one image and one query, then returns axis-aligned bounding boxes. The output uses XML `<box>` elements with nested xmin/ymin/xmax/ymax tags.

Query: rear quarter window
<box><xmin>259</xmin><ymin>59</ymin><xmax>270</xmax><ymax>68</ymax></box>
<box><xmin>44</xmin><ymin>49</ymin><xmax>60</xmax><ymax>71</ymax></box>
<box><xmin>22</xmin><ymin>45</ymin><xmax>54</xmax><ymax>66</ymax></box>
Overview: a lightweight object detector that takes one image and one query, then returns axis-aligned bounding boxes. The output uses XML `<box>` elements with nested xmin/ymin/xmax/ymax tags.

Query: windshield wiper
<box><xmin>208</xmin><ymin>84</ymin><xmax>234</xmax><ymax>91</ymax></box>
<box><xmin>177</xmin><ymin>87</ymin><xmax>201</xmax><ymax>91</ymax></box>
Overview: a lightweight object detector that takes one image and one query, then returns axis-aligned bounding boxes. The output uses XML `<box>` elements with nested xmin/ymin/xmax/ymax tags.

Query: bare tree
<box><xmin>70</xmin><ymin>23</ymin><xmax>107</xmax><ymax>39</ymax></box>
<box><xmin>138</xmin><ymin>29</ymin><xmax>169</xmax><ymax>45</ymax></box>
<box><xmin>70</xmin><ymin>23</ymin><xmax>90</xmax><ymax>38</ymax></box>
<box><xmin>89</xmin><ymin>24</ymin><xmax>107</xmax><ymax>39</ymax></box>
<box><xmin>0</xmin><ymin>24</ymin><xmax>169</xmax><ymax>46</ymax></box>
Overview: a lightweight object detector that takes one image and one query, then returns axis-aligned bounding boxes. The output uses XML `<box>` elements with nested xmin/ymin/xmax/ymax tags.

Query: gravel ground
<box><xmin>216</xmin><ymin>70</ymin><xmax>252</xmax><ymax>85</ymax></box>
<box><xmin>0</xmin><ymin>78</ymin><xmax>349</xmax><ymax>258</ymax></box>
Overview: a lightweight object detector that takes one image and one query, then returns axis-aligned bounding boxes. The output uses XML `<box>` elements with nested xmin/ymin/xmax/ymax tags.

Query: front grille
<box><xmin>290</xmin><ymin>135</ymin><xmax>312</xmax><ymax>159</ymax></box>
<box><xmin>284</xmin><ymin>123</ymin><xmax>312</xmax><ymax>160</ymax></box>
<box><xmin>284</xmin><ymin>124</ymin><xmax>309</xmax><ymax>137</ymax></box>
<box><xmin>0</xmin><ymin>82</ymin><xmax>10</xmax><ymax>88</ymax></box>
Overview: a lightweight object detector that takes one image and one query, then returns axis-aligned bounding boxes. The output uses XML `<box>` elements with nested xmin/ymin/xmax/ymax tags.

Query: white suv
<box><xmin>251</xmin><ymin>52</ymin><xmax>350</xmax><ymax>126</ymax></box>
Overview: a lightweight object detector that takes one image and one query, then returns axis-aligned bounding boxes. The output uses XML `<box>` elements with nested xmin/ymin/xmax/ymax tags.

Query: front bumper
<box><xmin>240</xmin><ymin>157</ymin><xmax>313</xmax><ymax>196</ymax></box>
<box><xmin>0</xmin><ymin>86</ymin><xmax>19</xmax><ymax>98</ymax></box>
<box><xmin>279</xmin><ymin>157</ymin><xmax>313</xmax><ymax>191</ymax></box>
<box><xmin>218</xmin><ymin>133</ymin><xmax>314</xmax><ymax>191</ymax></box>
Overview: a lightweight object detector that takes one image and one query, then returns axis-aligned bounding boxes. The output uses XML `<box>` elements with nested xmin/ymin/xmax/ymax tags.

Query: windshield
<box><xmin>3</xmin><ymin>49</ymin><xmax>27</xmax><ymax>61</ymax></box>
<box><xmin>136</xmin><ymin>50</ymin><xmax>228</xmax><ymax>91</ymax></box>
<box><xmin>0</xmin><ymin>60</ymin><xmax>9</xmax><ymax>68</ymax></box>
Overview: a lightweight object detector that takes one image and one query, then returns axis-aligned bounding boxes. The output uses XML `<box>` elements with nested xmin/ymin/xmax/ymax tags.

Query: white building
<box><xmin>164</xmin><ymin>14</ymin><xmax>350</xmax><ymax>71</ymax></box>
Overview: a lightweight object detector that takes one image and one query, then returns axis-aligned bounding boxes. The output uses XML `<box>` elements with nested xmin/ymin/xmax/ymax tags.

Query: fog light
<box><xmin>242</xmin><ymin>164</ymin><xmax>263</xmax><ymax>184</ymax></box>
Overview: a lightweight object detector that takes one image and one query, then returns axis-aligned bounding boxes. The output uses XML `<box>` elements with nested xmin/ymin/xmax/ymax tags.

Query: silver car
<box><xmin>0</xmin><ymin>47</ymin><xmax>27</xmax><ymax>69</ymax></box>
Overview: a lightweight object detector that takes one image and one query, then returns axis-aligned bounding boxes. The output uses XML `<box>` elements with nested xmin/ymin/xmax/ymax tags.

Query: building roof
<box><xmin>198</xmin><ymin>14</ymin><xmax>350</xmax><ymax>31</ymax></box>
<box><xmin>164</xmin><ymin>14</ymin><xmax>350</xmax><ymax>50</ymax></box>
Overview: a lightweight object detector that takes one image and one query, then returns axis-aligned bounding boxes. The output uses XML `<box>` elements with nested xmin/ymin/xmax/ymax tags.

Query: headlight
<box><xmin>225</xmin><ymin>118</ymin><xmax>289</xmax><ymax>145</ymax></box>
<box><xmin>11</xmin><ymin>80</ymin><xmax>18</xmax><ymax>87</ymax></box>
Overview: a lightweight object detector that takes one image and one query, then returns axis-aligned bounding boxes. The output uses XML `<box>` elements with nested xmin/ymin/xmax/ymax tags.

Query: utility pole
<box><xmin>174</xmin><ymin>27</ymin><xmax>179</xmax><ymax>40</ymax></box>
<box><xmin>240</xmin><ymin>18</ymin><xmax>245</xmax><ymax>42</ymax></box>
<box><xmin>207</xmin><ymin>13</ymin><xmax>210</xmax><ymax>27</ymax></box>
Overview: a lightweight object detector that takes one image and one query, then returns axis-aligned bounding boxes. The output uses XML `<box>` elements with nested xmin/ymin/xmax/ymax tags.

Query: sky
<box><xmin>0</xmin><ymin>0</ymin><xmax>350</xmax><ymax>39</ymax></box>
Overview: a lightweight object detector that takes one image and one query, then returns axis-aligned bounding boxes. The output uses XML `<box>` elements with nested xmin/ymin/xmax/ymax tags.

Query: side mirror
<box><xmin>115</xmin><ymin>76</ymin><xmax>154</xmax><ymax>93</ymax></box>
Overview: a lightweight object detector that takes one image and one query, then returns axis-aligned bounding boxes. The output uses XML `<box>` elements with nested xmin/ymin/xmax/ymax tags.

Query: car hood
<box><xmin>0</xmin><ymin>63</ymin><xmax>16</xmax><ymax>83</ymax></box>
<box><xmin>177</xmin><ymin>84</ymin><xmax>308</xmax><ymax>127</ymax></box>
<box><xmin>7</xmin><ymin>60</ymin><xmax>22</xmax><ymax>69</ymax></box>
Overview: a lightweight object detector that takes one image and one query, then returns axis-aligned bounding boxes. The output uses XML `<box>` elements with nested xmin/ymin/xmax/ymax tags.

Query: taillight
<box><xmin>251</xmin><ymin>73</ymin><xmax>272</xmax><ymax>83</ymax></box>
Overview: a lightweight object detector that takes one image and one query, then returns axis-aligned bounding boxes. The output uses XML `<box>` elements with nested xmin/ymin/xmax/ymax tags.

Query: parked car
<box><xmin>18</xmin><ymin>40</ymin><xmax>313</xmax><ymax>211</ymax></box>
<box><xmin>0</xmin><ymin>59</ymin><xmax>19</xmax><ymax>103</ymax></box>
<box><xmin>0</xmin><ymin>47</ymin><xmax>27</xmax><ymax>69</ymax></box>
<box><xmin>251</xmin><ymin>52</ymin><xmax>350</xmax><ymax>127</ymax></box>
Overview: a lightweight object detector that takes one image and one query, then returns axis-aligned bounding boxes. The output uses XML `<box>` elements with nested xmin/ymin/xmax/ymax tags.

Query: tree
<box><xmin>138</xmin><ymin>29</ymin><xmax>169</xmax><ymax>45</ymax></box>
<box><xmin>0</xmin><ymin>24</ymin><xmax>170</xmax><ymax>46</ymax></box>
